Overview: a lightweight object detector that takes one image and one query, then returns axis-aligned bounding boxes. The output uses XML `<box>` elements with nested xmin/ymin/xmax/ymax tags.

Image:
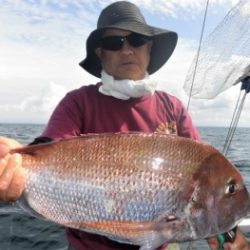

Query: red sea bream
<box><xmin>12</xmin><ymin>133</ymin><xmax>250</xmax><ymax>250</ymax></box>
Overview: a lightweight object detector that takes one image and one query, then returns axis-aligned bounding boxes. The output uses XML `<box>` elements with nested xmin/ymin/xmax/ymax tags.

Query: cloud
<box><xmin>0</xmin><ymin>82</ymin><xmax>68</xmax><ymax>123</ymax></box>
<box><xmin>20</xmin><ymin>82</ymin><xmax>66</xmax><ymax>112</ymax></box>
<box><xmin>126</xmin><ymin>0</ymin><xmax>237</xmax><ymax>19</ymax></box>
<box><xmin>0</xmin><ymin>0</ymin><xmax>237</xmax><ymax>55</ymax></box>
<box><xmin>185</xmin><ymin>85</ymin><xmax>250</xmax><ymax>127</ymax></box>
<box><xmin>156</xmin><ymin>38</ymin><xmax>198</xmax><ymax>93</ymax></box>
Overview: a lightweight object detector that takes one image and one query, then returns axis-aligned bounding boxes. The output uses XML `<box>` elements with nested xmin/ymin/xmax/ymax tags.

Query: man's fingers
<box><xmin>0</xmin><ymin>153</ymin><xmax>22</xmax><ymax>201</ymax></box>
<box><xmin>7</xmin><ymin>166</ymin><xmax>25</xmax><ymax>202</ymax></box>
<box><xmin>0</xmin><ymin>136</ymin><xmax>22</xmax><ymax>149</ymax></box>
<box><xmin>207</xmin><ymin>236</ymin><xmax>219</xmax><ymax>250</ymax></box>
<box><xmin>0</xmin><ymin>136</ymin><xmax>21</xmax><ymax>158</ymax></box>
<box><xmin>0</xmin><ymin>155</ymin><xmax>10</xmax><ymax>176</ymax></box>
<box><xmin>223</xmin><ymin>228</ymin><xmax>250</xmax><ymax>250</ymax></box>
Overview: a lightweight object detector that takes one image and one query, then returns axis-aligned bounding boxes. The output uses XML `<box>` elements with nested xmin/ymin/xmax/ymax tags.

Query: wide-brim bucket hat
<box><xmin>79</xmin><ymin>1</ymin><xmax>178</xmax><ymax>78</ymax></box>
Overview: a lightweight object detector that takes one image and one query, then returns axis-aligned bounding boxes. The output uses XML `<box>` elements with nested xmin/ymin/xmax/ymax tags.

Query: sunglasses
<box><xmin>100</xmin><ymin>33</ymin><xmax>152</xmax><ymax>51</ymax></box>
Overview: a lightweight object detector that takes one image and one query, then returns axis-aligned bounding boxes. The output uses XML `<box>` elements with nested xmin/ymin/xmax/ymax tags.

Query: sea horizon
<box><xmin>0</xmin><ymin>122</ymin><xmax>249</xmax><ymax>129</ymax></box>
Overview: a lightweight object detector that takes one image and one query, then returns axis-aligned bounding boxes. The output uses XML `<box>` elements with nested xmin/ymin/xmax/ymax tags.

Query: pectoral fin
<box><xmin>135</xmin><ymin>230</ymin><xmax>168</xmax><ymax>250</ymax></box>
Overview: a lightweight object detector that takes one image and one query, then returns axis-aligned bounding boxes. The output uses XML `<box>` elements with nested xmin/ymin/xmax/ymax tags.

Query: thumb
<box><xmin>0</xmin><ymin>136</ymin><xmax>22</xmax><ymax>149</ymax></box>
<box><xmin>0</xmin><ymin>144</ymin><xmax>10</xmax><ymax>158</ymax></box>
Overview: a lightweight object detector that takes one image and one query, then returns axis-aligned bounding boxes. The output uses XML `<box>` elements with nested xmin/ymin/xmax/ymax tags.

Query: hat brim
<box><xmin>79</xmin><ymin>22</ymin><xmax>178</xmax><ymax>78</ymax></box>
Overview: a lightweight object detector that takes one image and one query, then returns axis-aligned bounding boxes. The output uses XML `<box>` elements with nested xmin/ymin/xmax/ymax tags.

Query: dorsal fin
<box><xmin>10</xmin><ymin>141</ymin><xmax>54</xmax><ymax>156</ymax></box>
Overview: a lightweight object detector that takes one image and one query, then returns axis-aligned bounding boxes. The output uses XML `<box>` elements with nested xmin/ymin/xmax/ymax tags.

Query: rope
<box><xmin>223</xmin><ymin>77</ymin><xmax>250</xmax><ymax>156</ymax></box>
<box><xmin>186</xmin><ymin>0</ymin><xmax>210</xmax><ymax>111</ymax></box>
<box><xmin>222</xmin><ymin>87</ymin><xmax>242</xmax><ymax>155</ymax></box>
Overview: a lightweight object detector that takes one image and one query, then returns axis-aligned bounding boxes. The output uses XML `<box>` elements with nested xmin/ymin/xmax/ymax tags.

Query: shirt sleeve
<box><xmin>41</xmin><ymin>91</ymin><xmax>84</xmax><ymax>140</ymax></box>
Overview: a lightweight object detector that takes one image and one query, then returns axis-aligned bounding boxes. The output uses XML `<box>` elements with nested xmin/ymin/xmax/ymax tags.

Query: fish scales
<box><xmin>19</xmin><ymin>134</ymin><xmax>201</xmax><ymax>220</ymax></box>
<box><xmin>12</xmin><ymin>133</ymin><xmax>250</xmax><ymax>250</ymax></box>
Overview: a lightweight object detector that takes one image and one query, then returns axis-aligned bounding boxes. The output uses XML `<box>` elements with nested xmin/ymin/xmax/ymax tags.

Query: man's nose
<box><xmin>120</xmin><ymin>41</ymin><xmax>134</xmax><ymax>54</ymax></box>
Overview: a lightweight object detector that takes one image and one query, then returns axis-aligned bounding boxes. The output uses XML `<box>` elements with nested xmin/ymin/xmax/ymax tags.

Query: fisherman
<box><xmin>0</xmin><ymin>1</ymin><xmax>249</xmax><ymax>250</ymax></box>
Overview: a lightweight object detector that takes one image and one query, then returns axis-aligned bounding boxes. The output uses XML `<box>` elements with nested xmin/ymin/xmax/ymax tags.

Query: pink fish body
<box><xmin>12</xmin><ymin>133</ymin><xmax>250</xmax><ymax>250</ymax></box>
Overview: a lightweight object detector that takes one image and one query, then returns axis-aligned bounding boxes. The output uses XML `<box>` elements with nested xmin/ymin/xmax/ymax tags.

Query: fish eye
<box><xmin>226</xmin><ymin>181</ymin><xmax>237</xmax><ymax>195</ymax></box>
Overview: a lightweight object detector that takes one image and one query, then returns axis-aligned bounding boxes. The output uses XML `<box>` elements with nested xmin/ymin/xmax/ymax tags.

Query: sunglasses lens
<box><xmin>101</xmin><ymin>36</ymin><xmax>124</xmax><ymax>51</ymax></box>
<box><xmin>128</xmin><ymin>34</ymin><xmax>151</xmax><ymax>47</ymax></box>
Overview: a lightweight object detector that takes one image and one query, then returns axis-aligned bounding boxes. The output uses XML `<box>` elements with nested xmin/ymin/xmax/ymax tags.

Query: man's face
<box><xmin>95</xmin><ymin>29</ymin><xmax>152</xmax><ymax>80</ymax></box>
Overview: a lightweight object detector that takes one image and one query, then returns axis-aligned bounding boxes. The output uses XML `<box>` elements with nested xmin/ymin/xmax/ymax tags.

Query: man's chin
<box><xmin>114</xmin><ymin>70</ymin><xmax>144</xmax><ymax>81</ymax></box>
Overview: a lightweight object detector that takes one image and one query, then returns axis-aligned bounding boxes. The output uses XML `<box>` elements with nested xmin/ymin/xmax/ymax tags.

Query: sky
<box><xmin>0</xmin><ymin>0</ymin><xmax>249</xmax><ymax>127</ymax></box>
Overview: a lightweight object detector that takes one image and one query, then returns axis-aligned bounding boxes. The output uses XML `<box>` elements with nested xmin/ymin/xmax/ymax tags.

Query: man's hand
<box><xmin>0</xmin><ymin>136</ymin><xmax>25</xmax><ymax>202</ymax></box>
<box><xmin>207</xmin><ymin>228</ymin><xmax>249</xmax><ymax>250</ymax></box>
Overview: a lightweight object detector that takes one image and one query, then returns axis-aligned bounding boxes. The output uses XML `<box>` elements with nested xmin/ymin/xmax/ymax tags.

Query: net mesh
<box><xmin>183</xmin><ymin>0</ymin><xmax>250</xmax><ymax>99</ymax></box>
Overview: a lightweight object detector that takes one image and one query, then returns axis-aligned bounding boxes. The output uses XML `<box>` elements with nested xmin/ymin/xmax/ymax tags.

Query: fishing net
<box><xmin>183</xmin><ymin>0</ymin><xmax>250</xmax><ymax>99</ymax></box>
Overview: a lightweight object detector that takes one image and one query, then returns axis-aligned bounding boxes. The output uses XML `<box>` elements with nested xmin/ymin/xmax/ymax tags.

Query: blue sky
<box><xmin>0</xmin><ymin>0</ymin><xmax>249</xmax><ymax>127</ymax></box>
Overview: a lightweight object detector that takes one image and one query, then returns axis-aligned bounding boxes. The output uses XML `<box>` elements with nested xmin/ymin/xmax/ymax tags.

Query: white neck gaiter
<box><xmin>98</xmin><ymin>70</ymin><xmax>157</xmax><ymax>100</ymax></box>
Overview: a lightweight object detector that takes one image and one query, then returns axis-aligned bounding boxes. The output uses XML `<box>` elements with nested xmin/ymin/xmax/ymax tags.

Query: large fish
<box><xmin>11</xmin><ymin>133</ymin><xmax>250</xmax><ymax>250</ymax></box>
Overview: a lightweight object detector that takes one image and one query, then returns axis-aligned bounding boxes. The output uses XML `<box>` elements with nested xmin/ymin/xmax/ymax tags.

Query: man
<box><xmin>0</xmin><ymin>1</ymin><xmax>249</xmax><ymax>249</ymax></box>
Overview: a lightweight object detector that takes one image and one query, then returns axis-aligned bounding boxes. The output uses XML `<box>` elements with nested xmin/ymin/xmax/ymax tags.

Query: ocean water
<box><xmin>0</xmin><ymin>124</ymin><xmax>249</xmax><ymax>250</ymax></box>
